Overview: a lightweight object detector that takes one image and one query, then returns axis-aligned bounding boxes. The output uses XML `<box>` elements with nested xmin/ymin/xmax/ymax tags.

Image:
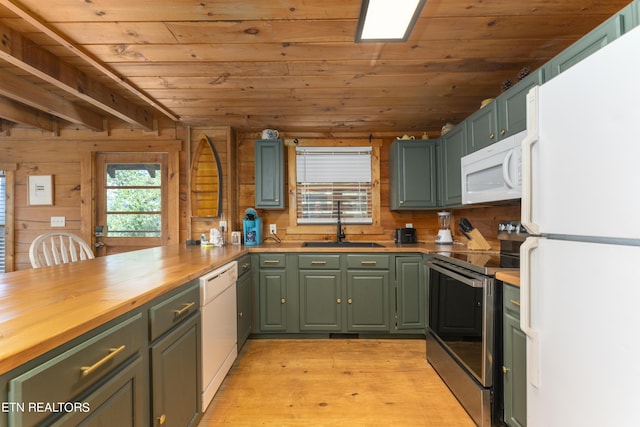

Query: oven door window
<box><xmin>429</xmin><ymin>268</ymin><xmax>486</xmax><ymax>384</ymax></box>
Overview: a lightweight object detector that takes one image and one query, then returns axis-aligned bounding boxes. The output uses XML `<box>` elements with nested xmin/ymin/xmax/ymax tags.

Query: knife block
<box><xmin>466</xmin><ymin>228</ymin><xmax>492</xmax><ymax>250</ymax></box>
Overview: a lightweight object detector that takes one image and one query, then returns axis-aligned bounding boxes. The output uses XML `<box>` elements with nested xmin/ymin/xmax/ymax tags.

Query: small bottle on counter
<box><xmin>201</xmin><ymin>233</ymin><xmax>207</xmax><ymax>244</ymax></box>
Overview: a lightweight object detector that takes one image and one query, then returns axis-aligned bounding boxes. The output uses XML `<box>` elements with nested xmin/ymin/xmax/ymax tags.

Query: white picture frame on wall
<box><xmin>28</xmin><ymin>175</ymin><xmax>53</xmax><ymax>206</ymax></box>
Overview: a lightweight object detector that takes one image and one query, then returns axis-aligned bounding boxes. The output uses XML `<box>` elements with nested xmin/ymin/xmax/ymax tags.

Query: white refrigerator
<box><xmin>520</xmin><ymin>25</ymin><xmax>640</xmax><ymax>426</ymax></box>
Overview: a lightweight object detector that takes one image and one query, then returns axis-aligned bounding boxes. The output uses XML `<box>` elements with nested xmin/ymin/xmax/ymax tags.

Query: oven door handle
<box><xmin>427</xmin><ymin>261</ymin><xmax>485</xmax><ymax>288</ymax></box>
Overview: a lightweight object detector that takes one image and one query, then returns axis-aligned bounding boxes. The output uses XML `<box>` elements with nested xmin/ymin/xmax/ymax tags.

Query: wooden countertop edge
<box><xmin>496</xmin><ymin>270</ymin><xmax>521</xmax><ymax>287</ymax></box>
<box><xmin>0</xmin><ymin>241</ymin><xmax>489</xmax><ymax>375</ymax></box>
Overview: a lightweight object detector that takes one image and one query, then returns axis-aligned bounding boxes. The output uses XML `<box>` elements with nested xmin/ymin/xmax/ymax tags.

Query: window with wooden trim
<box><xmin>287</xmin><ymin>139</ymin><xmax>382</xmax><ymax>235</ymax></box>
<box><xmin>295</xmin><ymin>146</ymin><xmax>372</xmax><ymax>224</ymax></box>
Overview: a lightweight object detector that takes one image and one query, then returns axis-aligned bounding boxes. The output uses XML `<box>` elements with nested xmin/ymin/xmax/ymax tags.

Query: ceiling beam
<box><xmin>0</xmin><ymin>22</ymin><xmax>156</xmax><ymax>131</ymax></box>
<box><xmin>0</xmin><ymin>96</ymin><xmax>57</xmax><ymax>132</ymax></box>
<box><xmin>0</xmin><ymin>69</ymin><xmax>105</xmax><ymax>131</ymax></box>
<box><xmin>0</xmin><ymin>0</ymin><xmax>179</xmax><ymax>124</ymax></box>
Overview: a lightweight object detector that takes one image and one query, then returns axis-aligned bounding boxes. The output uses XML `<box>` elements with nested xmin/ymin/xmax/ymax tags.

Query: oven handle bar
<box><xmin>426</xmin><ymin>261</ymin><xmax>485</xmax><ymax>288</ymax></box>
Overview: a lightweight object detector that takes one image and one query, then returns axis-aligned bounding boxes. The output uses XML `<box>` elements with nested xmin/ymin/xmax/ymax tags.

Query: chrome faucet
<box><xmin>336</xmin><ymin>201</ymin><xmax>346</xmax><ymax>243</ymax></box>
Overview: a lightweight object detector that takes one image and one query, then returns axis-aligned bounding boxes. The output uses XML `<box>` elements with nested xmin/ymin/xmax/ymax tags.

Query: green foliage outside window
<box><xmin>106</xmin><ymin>165</ymin><xmax>161</xmax><ymax>237</ymax></box>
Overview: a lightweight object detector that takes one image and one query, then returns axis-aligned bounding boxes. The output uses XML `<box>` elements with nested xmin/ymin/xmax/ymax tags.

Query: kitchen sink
<box><xmin>301</xmin><ymin>241</ymin><xmax>384</xmax><ymax>248</ymax></box>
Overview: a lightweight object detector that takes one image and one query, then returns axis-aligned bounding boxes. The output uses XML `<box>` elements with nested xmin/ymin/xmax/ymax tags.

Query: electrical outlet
<box><xmin>405</xmin><ymin>223</ymin><xmax>413</xmax><ymax>228</ymax></box>
<box><xmin>269</xmin><ymin>224</ymin><xmax>277</xmax><ymax>235</ymax></box>
<box><xmin>51</xmin><ymin>216</ymin><xmax>66</xmax><ymax>227</ymax></box>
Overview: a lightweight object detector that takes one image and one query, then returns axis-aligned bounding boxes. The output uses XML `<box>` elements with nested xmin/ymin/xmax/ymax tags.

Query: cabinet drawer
<box><xmin>149</xmin><ymin>281</ymin><xmax>200</xmax><ymax>341</ymax></box>
<box><xmin>8</xmin><ymin>313</ymin><xmax>144</xmax><ymax>427</ymax></box>
<box><xmin>259</xmin><ymin>253</ymin><xmax>286</xmax><ymax>268</ymax></box>
<box><xmin>237</xmin><ymin>254</ymin><xmax>252</xmax><ymax>276</ymax></box>
<box><xmin>503</xmin><ymin>284</ymin><xmax>521</xmax><ymax>317</ymax></box>
<box><xmin>346</xmin><ymin>254</ymin><xmax>390</xmax><ymax>269</ymax></box>
<box><xmin>298</xmin><ymin>254</ymin><xmax>341</xmax><ymax>269</ymax></box>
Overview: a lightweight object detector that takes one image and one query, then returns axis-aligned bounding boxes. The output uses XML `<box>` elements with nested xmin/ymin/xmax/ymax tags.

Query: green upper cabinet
<box><xmin>438</xmin><ymin>123</ymin><xmax>466</xmax><ymax>207</ymax></box>
<box><xmin>496</xmin><ymin>68</ymin><xmax>545</xmax><ymax>140</ymax></box>
<box><xmin>466</xmin><ymin>101</ymin><xmax>497</xmax><ymax>153</ymax></box>
<box><xmin>548</xmin><ymin>12</ymin><xmax>624</xmax><ymax>79</ymax></box>
<box><xmin>255</xmin><ymin>139</ymin><xmax>284</xmax><ymax>209</ymax></box>
<box><xmin>389</xmin><ymin>139</ymin><xmax>438</xmax><ymax>210</ymax></box>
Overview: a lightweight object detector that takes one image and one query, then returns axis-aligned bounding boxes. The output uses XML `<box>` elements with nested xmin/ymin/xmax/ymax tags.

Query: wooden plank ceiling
<box><xmin>0</xmin><ymin>0</ymin><xmax>632</xmax><ymax>135</ymax></box>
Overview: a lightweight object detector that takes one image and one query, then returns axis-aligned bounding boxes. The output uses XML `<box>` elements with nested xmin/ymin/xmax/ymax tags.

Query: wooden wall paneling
<box><xmin>0</xmin><ymin>119</ymin><xmax>186</xmax><ymax>270</ymax></box>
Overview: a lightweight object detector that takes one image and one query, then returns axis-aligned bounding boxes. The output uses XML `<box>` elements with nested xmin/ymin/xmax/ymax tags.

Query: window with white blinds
<box><xmin>295</xmin><ymin>146</ymin><xmax>372</xmax><ymax>224</ymax></box>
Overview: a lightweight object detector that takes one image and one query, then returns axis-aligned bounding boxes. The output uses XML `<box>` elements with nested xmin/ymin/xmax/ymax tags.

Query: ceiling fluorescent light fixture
<box><xmin>355</xmin><ymin>0</ymin><xmax>426</xmax><ymax>43</ymax></box>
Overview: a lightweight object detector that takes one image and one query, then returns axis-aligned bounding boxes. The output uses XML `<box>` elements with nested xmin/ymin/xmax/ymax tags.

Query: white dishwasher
<box><xmin>200</xmin><ymin>260</ymin><xmax>238</xmax><ymax>411</ymax></box>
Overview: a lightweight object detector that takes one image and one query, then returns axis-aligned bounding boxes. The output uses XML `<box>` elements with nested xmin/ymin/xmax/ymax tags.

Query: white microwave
<box><xmin>461</xmin><ymin>130</ymin><xmax>525</xmax><ymax>205</ymax></box>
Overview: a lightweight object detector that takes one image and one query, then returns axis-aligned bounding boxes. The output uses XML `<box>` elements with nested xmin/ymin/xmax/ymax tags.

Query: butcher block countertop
<box><xmin>496</xmin><ymin>270</ymin><xmax>521</xmax><ymax>287</ymax></box>
<box><xmin>0</xmin><ymin>240</ymin><xmax>483</xmax><ymax>375</ymax></box>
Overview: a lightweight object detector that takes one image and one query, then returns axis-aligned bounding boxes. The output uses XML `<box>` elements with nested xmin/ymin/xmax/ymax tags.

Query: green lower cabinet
<box><xmin>236</xmin><ymin>263</ymin><xmax>252</xmax><ymax>350</ymax></box>
<box><xmin>394</xmin><ymin>256</ymin><xmax>426</xmax><ymax>331</ymax></box>
<box><xmin>347</xmin><ymin>270</ymin><xmax>390</xmax><ymax>332</ymax></box>
<box><xmin>503</xmin><ymin>284</ymin><xmax>527</xmax><ymax>427</ymax></box>
<box><xmin>53</xmin><ymin>356</ymin><xmax>147</xmax><ymax>426</ymax></box>
<box><xmin>299</xmin><ymin>270</ymin><xmax>342</xmax><ymax>331</ymax></box>
<box><xmin>259</xmin><ymin>269</ymin><xmax>288</xmax><ymax>331</ymax></box>
<box><xmin>150</xmin><ymin>313</ymin><xmax>201</xmax><ymax>427</ymax></box>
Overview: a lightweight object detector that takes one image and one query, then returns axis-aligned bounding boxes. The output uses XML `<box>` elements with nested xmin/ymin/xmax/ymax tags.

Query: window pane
<box><xmin>107</xmin><ymin>214</ymin><xmax>161</xmax><ymax>237</ymax></box>
<box><xmin>107</xmin><ymin>189</ymin><xmax>161</xmax><ymax>212</ymax></box>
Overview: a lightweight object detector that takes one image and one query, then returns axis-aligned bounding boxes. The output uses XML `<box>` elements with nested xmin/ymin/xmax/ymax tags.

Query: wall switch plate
<box><xmin>269</xmin><ymin>224</ymin><xmax>277</xmax><ymax>234</ymax></box>
<box><xmin>51</xmin><ymin>216</ymin><xmax>66</xmax><ymax>227</ymax></box>
<box><xmin>405</xmin><ymin>223</ymin><xmax>413</xmax><ymax>228</ymax></box>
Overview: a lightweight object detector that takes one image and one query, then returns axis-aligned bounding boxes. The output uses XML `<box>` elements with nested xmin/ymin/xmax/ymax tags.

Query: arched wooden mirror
<box><xmin>190</xmin><ymin>134</ymin><xmax>222</xmax><ymax>217</ymax></box>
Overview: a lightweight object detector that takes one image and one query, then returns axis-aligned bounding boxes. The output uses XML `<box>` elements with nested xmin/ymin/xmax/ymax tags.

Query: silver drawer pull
<box><xmin>311</xmin><ymin>261</ymin><xmax>327</xmax><ymax>265</ymax></box>
<box><xmin>173</xmin><ymin>302</ymin><xmax>196</xmax><ymax>317</ymax></box>
<box><xmin>263</xmin><ymin>260</ymin><xmax>280</xmax><ymax>264</ymax></box>
<box><xmin>360</xmin><ymin>261</ymin><xmax>377</xmax><ymax>265</ymax></box>
<box><xmin>509</xmin><ymin>299</ymin><xmax>521</xmax><ymax>307</ymax></box>
<box><xmin>80</xmin><ymin>345</ymin><xmax>126</xmax><ymax>376</ymax></box>
<box><xmin>241</xmin><ymin>263</ymin><xmax>250</xmax><ymax>269</ymax></box>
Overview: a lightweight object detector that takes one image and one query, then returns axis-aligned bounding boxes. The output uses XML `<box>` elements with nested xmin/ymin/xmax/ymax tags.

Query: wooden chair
<box><xmin>29</xmin><ymin>232</ymin><xmax>95</xmax><ymax>268</ymax></box>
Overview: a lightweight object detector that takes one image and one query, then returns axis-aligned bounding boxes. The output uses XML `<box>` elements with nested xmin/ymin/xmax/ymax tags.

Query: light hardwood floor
<box><xmin>198</xmin><ymin>338</ymin><xmax>474</xmax><ymax>426</ymax></box>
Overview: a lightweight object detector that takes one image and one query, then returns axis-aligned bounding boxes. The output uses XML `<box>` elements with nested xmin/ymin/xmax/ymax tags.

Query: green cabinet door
<box><xmin>299</xmin><ymin>270</ymin><xmax>342</xmax><ymax>331</ymax></box>
<box><xmin>503</xmin><ymin>284</ymin><xmax>527</xmax><ymax>427</ymax></box>
<box><xmin>346</xmin><ymin>270</ymin><xmax>390</xmax><ymax>332</ymax></box>
<box><xmin>237</xmin><ymin>264</ymin><xmax>252</xmax><ymax>350</ymax></box>
<box><xmin>255</xmin><ymin>139</ymin><xmax>284</xmax><ymax>208</ymax></box>
<box><xmin>466</xmin><ymin>101</ymin><xmax>497</xmax><ymax>153</ymax></box>
<box><xmin>548</xmin><ymin>14</ymin><xmax>623</xmax><ymax>78</ymax></box>
<box><xmin>395</xmin><ymin>256</ymin><xmax>426</xmax><ymax>331</ymax></box>
<box><xmin>439</xmin><ymin>123</ymin><xmax>466</xmax><ymax>207</ymax></box>
<box><xmin>150</xmin><ymin>313</ymin><xmax>201</xmax><ymax>427</ymax></box>
<box><xmin>259</xmin><ymin>269</ymin><xmax>288</xmax><ymax>331</ymax></box>
<box><xmin>389</xmin><ymin>139</ymin><xmax>438</xmax><ymax>209</ymax></box>
<box><xmin>51</xmin><ymin>356</ymin><xmax>148</xmax><ymax>427</ymax></box>
<box><xmin>496</xmin><ymin>69</ymin><xmax>544</xmax><ymax>139</ymax></box>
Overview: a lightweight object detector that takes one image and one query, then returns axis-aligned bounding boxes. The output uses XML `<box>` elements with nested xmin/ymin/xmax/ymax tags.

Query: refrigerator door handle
<box><xmin>521</xmin><ymin>86</ymin><xmax>540</xmax><ymax>235</ymax></box>
<box><xmin>520</xmin><ymin>236</ymin><xmax>540</xmax><ymax>388</ymax></box>
<box><xmin>502</xmin><ymin>150</ymin><xmax>515</xmax><ymax>188</ymax></box>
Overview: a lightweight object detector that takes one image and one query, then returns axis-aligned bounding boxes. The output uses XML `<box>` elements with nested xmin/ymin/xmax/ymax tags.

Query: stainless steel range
<box><xmin>425</xmin><ymin>221</ymin><xmax>526</xmax><ymax>426</ymax></box>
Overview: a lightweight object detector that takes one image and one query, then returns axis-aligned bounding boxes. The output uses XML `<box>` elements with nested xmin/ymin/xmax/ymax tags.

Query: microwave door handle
<box><xmin>502</xmin><ymin>150</ymin><xmax>515</xmax><ymax>188</ymax></box>
<box><xmin>427</xmin><ymin>261</ymin><xmax>484</xmax><ymax>288</ymax></box>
